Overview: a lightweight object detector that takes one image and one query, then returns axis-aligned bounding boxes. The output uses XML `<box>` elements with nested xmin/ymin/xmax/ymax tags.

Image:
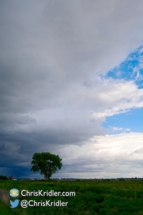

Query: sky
<box><xmin>0</xmin><ymin>0</ymin><xmax>143</xmax><ymax>179</ymax></box>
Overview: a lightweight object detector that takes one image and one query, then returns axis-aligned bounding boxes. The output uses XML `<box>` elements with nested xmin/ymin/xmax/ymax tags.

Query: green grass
<box><xmin>1</xmin><ymin>179</ymin><xmax>143</xmax><ymax>214</ymax></box>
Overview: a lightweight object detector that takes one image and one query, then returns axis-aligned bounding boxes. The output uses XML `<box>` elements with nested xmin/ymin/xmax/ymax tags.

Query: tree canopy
<box><xmin>30</xmin><ymin>152</ymin><xmax>62</xmax><ymax>180</ymax></box>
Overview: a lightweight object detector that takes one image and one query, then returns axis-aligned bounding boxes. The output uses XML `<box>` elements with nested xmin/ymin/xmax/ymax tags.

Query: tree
<box><xmin>30</xmin><ymin>152</ymin><xmax>62</xmax><ymax>180</ymax></box>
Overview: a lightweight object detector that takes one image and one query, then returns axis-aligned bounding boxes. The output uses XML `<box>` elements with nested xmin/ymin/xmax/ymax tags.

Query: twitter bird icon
<box><xmin>10</xmin><ymin>199</ymin><xmax>19</xmax><ymax>208</ymax></box>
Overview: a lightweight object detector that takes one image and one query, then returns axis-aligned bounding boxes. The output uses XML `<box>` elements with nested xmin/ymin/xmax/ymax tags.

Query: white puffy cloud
<box><xmin>53</xmin><ymin>132</ymin><xmax>143</xmax><ymax>178</ymax></box>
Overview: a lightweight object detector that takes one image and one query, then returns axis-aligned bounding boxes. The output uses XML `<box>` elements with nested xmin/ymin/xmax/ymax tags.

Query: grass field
<box><xmin>1</xmin><ymin>179</ymin><xmax>143</xmax><ymax>215</ymax></box>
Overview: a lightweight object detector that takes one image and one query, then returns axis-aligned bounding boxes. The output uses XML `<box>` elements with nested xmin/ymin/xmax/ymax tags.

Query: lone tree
<box><xmin>30</xmin><ymin>152</ymin><xmax>62</xmax><ymax>180</ymax></box>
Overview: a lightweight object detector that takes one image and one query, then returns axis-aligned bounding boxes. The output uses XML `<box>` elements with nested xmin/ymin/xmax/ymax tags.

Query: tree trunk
<box><xmin>44</xmin><ymin>171</ymin><xmax>49</xmax><ymax>180</ymax></box>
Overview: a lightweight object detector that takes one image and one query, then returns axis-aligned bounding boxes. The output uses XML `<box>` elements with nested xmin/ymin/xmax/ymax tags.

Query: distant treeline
<box><xmin>0</xmin><ymin>175</ymin><xmax>7</xmax><ymax>180</ymax></box>
<box><xmin>0</xmin><ymin>175</ymin><xmax>14</xmax><ymax>180</ymax></box>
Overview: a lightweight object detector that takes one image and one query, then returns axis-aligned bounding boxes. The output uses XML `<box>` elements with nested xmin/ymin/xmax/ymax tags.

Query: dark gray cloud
<box><xmin>0</xmin><ymin>0</ymin><xmax>143</xmax><ymax>178</ymax></box>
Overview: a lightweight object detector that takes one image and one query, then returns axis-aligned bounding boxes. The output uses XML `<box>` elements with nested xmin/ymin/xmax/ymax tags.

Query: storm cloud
<box><xmin>0</xmin><ymin>0</ymin><xmax>143</xmax><ymax>178</ymax></box>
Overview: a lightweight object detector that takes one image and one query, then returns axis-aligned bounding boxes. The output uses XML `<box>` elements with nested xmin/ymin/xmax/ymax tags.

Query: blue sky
<box><xmin>105</xmin><ymin>46</ymin><xmax>143</xmax><ymax>88</ymax></box>
<box><xmin>102</xmin><ymin>46</ymin><xmax>143</xmax><ymax>134</ymax></box>
<box><xmin>102</xmin><ymin>107</ymin><xmax>143</xmax><ymax>134</ymax></box>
